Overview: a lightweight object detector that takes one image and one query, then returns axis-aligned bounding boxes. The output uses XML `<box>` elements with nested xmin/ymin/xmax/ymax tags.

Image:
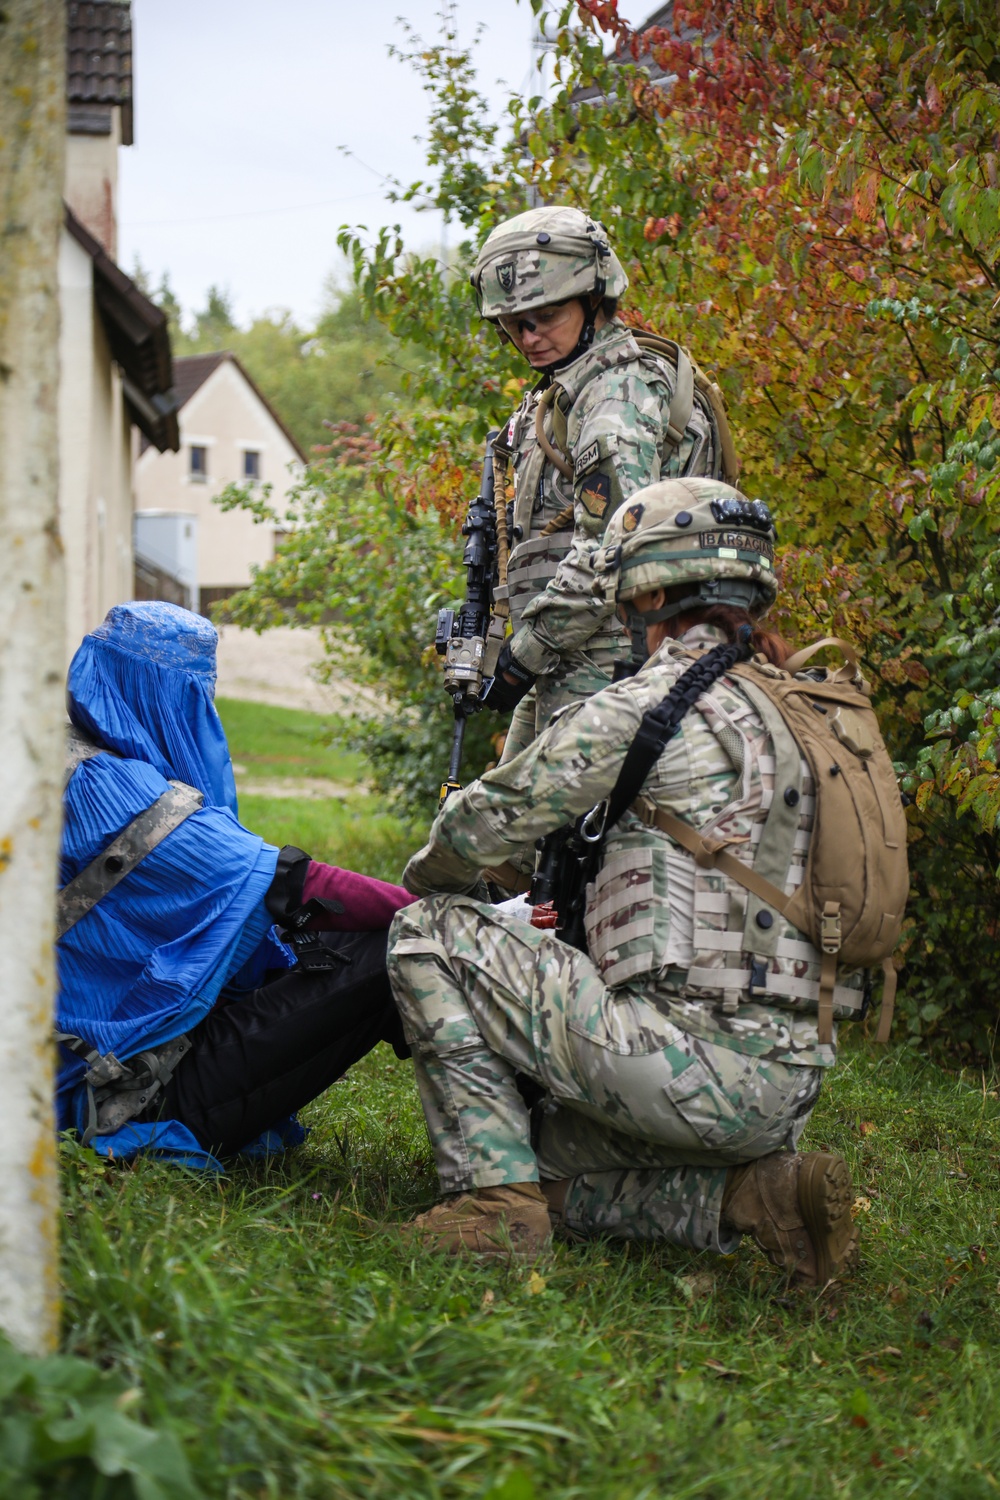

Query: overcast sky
<box><xmin>119</xmin><ymin>0</ymin><xmax>548</xmax><ymax>328</ymax></box>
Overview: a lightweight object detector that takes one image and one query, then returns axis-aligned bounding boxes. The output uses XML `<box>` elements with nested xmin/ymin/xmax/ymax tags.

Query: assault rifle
<box><xmin>435</xmin><ymin>429</ymin><xmax>506</xmax><ymax>805</ymax></box>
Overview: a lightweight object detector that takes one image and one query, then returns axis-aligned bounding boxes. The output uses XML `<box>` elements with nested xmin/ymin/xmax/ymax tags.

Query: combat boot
<box><xmin>401</xmin><ymin>1182</ymin><xmax>552</xmax><ymax>1258</ymax></box>
<box><xmin>721</xmin><ymin>1150</ymin><xmax>858</xmax><ymax>1287</ymax></box>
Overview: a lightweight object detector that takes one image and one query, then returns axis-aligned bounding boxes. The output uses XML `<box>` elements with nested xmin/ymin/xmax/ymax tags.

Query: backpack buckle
<box><xmin>821</xmin><ymin>901</ymin><xmax>842</xmax><ymax>954</ymax></box>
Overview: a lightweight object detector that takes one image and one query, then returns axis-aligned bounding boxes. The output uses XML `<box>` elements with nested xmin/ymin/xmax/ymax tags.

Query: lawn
<box><xmin>52</xmin><ymin>701</ymin><xmax>1000</xmax><ymax>1498</ymax></box>
<box><xmin>216</xmin><ymin>698</ymin><xmax>365</xmax><ymax>787</ymax></box>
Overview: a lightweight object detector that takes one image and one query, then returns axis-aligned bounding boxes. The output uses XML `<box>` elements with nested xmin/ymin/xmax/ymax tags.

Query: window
<box><xmin>243</xmin><ymin>449</ymin><xmax>261</xmax><ymax>481</ymax></box>
<box><xmin>189</xmin><ymin>445</ymin><xmax>207</xmax><ymax>481</ymax></box>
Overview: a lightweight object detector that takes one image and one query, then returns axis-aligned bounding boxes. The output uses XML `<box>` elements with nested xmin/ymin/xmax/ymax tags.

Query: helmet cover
<box><xmin>472</xmin><ymin>205</ymin><xmax>629</xmax><ymax>320</ymax></box>
<box><xmin>592</xmin><ymin>477</ymin><xmax>779</xmax><ymax>620</ymax></box>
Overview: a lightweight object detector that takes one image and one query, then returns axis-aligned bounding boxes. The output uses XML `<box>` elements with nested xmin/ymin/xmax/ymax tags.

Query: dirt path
<box><xmin>235</xmin><ymin>776</ymin><xmax>368</xmax><ymax>800</ymax></box>
<box><xmin>214</xmin><ymin>625</ymin><xmax>379</xmax><ymax>716</ymax></box>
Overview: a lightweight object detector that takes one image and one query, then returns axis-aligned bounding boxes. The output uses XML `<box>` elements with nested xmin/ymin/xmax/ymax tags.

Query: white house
<box><xmin>135</xmin><ymin>352</ymin><xmax>306</xmax><ymax>615</ymax></box>
<box><xmin>60</xmin><ymin>0</ymin><xmax>179</xmax><ymax>662</ymax></box>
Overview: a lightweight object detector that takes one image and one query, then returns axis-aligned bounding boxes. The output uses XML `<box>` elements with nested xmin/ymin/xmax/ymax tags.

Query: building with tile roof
<box><xmin>135</xmin><ymin>353</ymin><xmax>306</xmax><ymax>616</ymax></box>
<box><xmin>59</xmin><ymin>0</ymin><xmax>181</xmax><ymax>661</ymax></box>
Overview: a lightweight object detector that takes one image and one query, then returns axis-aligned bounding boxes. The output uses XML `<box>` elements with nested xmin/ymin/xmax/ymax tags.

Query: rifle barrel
<box><xmin>448</xmin><ymin>711</ymin><xmax>466</xmax><ymax>784</ymax></box>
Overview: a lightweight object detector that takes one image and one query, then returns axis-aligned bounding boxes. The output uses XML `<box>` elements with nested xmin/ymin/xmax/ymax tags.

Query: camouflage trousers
<box><xmin>499</xmin><ymin>637</ymin><xmax>624</xmax><ymax>764</ymax></box>
<box><xmin>388</xmin><ymin>896</ymin><xmax>822</xmax><ymax>1255</ymax></box>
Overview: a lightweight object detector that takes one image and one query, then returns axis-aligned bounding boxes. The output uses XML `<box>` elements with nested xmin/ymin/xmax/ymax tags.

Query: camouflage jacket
<box><xmin>403</xmin><ymin>625</ymin><xmax>862</xmax><ymax>1068</ymax></box>
<box><xmin>498</xmin><ymin>321</ymin><xmax>718</xmax><ymax>679</ymax></box>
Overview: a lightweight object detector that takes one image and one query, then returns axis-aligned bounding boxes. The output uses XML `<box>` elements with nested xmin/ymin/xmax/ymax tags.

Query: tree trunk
<box><xmin>0</xmin><ymin>0</ymin><xmax>66</xmax><ymax>1356</ymax></box>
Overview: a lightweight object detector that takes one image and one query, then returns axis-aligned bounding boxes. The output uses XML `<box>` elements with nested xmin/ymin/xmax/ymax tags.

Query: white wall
<box><xmin>134</xmin><ymin>357</ymin><xmax>302</xmax><ymax>597</ymax></box>
<box><xmin>64</xmin><ymin>110</ymin><xmax>120</xmax><ymax>255</ymax></box>
<box><xmin>134</xmin><ymin>510</ymin><xmax>198</xmax><ymax>607</ymax></box>
<box><xmin>58</xmin><ymin>229</ymin><xmax>134</xmax><ymax>666</ymax></box>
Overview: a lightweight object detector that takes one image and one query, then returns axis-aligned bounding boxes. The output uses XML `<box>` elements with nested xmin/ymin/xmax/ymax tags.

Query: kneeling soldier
<box><xmin>389</xmin><ymin>478</ymin><xmax>893</xmax><ymax>1285</ymax></box>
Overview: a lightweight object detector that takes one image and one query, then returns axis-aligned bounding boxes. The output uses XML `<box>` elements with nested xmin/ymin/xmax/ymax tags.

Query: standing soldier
<box><xmin>389</xmin><ymin>478</ymin><xmax>906</xmax><ymax>1284</ymax></box>
<box><xmin>474</xmin><ymin>205</ymin><xmax>738</xmax><ymax>761</ymax></box>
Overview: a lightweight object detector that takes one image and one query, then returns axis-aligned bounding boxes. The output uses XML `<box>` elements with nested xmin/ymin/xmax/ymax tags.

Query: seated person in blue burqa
<box><xmin>56</xmin><ymin>601</ymin><xmax>412</xmax><ymax>1169</ymax></box>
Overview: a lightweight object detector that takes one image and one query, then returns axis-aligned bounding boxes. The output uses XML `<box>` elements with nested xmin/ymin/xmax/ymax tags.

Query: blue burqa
<box><xmin>57</xmin><ymin>602</ymin><xmax>297</xmax><ymax>1168</ymax></box>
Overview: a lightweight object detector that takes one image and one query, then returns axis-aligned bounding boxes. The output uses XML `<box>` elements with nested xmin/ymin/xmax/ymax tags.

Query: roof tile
<box><xmin>67</xmin><ymin>2</ymin><xmax>133</xmax><ymax>132</ymax></box>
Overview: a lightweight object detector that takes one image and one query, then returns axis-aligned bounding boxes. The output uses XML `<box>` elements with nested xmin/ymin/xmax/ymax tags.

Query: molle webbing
<box><xmin>630</xmin><ymin>798</ymin><xmax>896</xmax><ymax>1045</ymax></box>
<box><xmin>56</xmin><ymin>1030</ymin><xmax>193</xmax><ymax>1146</ymax></box>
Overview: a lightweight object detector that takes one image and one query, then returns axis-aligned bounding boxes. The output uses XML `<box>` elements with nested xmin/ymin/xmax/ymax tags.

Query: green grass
<box><xmin>239</xmin><ymin>795</ymin><xmax>418</xmax><ymax>885</ymax></box>
<box><xmin>59</xmin><ymin>1047</ymin><xmax>1000</xmax><ymax>1499</ymax></box>
<box><xmin>54</xmin><ymin>700</ymin><xmax>1000</xmax><ymax>1497</ymax></box>
<box><xmin>217</xmin><ymin>698</ymin><xmax>363</xmax><ymax>785</ymax></box>
<box><xmin>219</xmin><ymin>695</ymin><xmax>420</xmax><ymax>882</ymax></box>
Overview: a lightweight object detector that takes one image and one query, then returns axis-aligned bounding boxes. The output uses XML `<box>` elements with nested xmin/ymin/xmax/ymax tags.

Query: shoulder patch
<box><xmin>574</xmin><ymin>441</ymin><xmax>601</xmax><ymax>479</ymax></box>
<box><xmin>579</xmin><ymin>472</ymin><xmax>611</xmax><ymax>519</ymax></box>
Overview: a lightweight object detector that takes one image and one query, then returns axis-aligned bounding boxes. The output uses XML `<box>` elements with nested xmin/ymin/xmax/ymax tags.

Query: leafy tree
<box><xmin>189</xmin><ymin>284</ymin><xmax>238</xmax><ymax>350</ymax></box>
<box><xmin>217</xmin><ymin>423</ymin><xmax>503</xmax><ymax>809</ymax></box>
<box><xmin>150</xmin><ymin>278</ymin><xmax>411</xmax><ymax>456</ymax></box>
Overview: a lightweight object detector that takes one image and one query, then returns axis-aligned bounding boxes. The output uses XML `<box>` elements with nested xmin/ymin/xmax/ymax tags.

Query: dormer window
<box><xmin>189</xmin><ymin>445</ymin><xmax>207</xmax><ymax>482</ymax></box>
<box><xmin>243</xmin><ymin>450</ymin><xmax>261</xmax><ymax>481</ymax></box>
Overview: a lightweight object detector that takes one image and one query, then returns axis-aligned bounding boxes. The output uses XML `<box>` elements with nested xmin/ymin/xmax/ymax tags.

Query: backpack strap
<box><xmin>534</xmin><ymin>385</ymin><xmax>574</xmax><ymax>480</ymax></box>
<box><xmin>633</xmin><ymin>797</ymin><xmax>847</xmax><ymax>1046</ymax></box>
<box><xmin>603</xmin><ymin>636</ymin><xmax>753</xmax><ymax>833</ymax></box>
<box><xmin>57</xmin><ymin>781</ymin><xmax>204</xmax><ymax>939</ymax></box>
<box><xmin>783</xmin><ymin>636</ymin><xmax>862</xmax><ymax>683</ymax></box>
<box><xmin>725</xmin><ymin>675</ymin><xmax>804</xmax><ymax>988</ymax></box>
<box><xmin>633</xmin><ymin>331</ymin><xmax>740</xmax><ymax>483</ymax></box>
<box><xmin>665</xmin><ymin>344</ymin><xmax>695</xmax><ymax>450</ymax></box>
<box><xmin>54</xmin><ymin>1030</ymin><xmax>192</xmax><ymax>1146</ymax></box>
<box><xmin>633</xmin><ymin>332</ymin><xmax>694</xmax><ymax>449</ymax></box>
<box><xmin>877</xmin><ymin>957</ymin><xmax>897</xmax><ymax>1044</ymax></box>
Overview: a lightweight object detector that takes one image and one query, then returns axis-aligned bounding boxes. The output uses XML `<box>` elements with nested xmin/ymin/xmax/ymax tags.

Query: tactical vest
<box><xmin>581</xmin><ymin>662</ymin><xmax>868</xmax><ymax>1027</ymax></box>
<box><xmin>494</xmin><ymin>323</ymin><xmax>726</xmax><ymax>640</ymax></box>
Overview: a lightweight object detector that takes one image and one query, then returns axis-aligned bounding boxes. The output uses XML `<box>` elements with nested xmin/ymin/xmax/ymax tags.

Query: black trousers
<box><xmin>152</xmin><ymin>930</ymin><xmax>407</xmax><ymax>1158</ymax></box>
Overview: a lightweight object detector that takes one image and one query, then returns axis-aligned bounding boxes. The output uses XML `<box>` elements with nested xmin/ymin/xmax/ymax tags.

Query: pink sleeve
<box><xmin>301</xmin><ymin>860</ymin><xmax>413</xmax><ymax>930</ymax></box>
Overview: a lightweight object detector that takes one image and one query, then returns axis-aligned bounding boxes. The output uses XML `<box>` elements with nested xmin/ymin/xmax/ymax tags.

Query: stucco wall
<box><xmin>134</xmin><ymin>358</ymin><xmax>302</xmax><ymax>595</ymax></box>
<box><xmin>58</xmin><ymin>228</ymin><xmax>133</xmax><ymax>666</ymax></box>
<box><xmin>64</xmin><ymin>111</ymin><xmax>119</xmax><ymax>255</ymax></box>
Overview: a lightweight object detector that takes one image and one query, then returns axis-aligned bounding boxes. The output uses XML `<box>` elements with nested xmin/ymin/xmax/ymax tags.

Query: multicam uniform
<box><xmin>496</xmin><ymin>320</ymin><xmax>719</xmax><ymax>761</ymax></box>
<box><xmin>389</xmin><ymin>620</ymin><xmax>862</xmax><ymax>1254</ymax></box>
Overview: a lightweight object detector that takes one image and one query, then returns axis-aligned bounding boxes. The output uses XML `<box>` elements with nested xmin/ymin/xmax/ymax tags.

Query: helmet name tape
<box><xmin>698</xmin><ymin>529</ymin><xmax>774</xmax><ymax>559</ymax></box>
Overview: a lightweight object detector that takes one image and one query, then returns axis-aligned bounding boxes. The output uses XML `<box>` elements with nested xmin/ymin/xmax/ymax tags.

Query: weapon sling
<box><xmin>535</xmin><ymin>637</ymin><xmax>751</xmax><ymax>948</ymax></box>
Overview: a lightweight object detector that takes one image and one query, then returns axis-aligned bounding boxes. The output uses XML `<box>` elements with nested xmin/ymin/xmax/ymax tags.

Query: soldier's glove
<box><xmin>485</xmin><ymin>642</ymin><xmax>535</xmax><ymax>714</ymax></box>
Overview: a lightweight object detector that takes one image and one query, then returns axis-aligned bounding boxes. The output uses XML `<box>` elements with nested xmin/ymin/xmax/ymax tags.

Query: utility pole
<box><xmin>0</xmin><ymin>0</ymin><xmax>66</xmax><ymax>1356</ymax></box>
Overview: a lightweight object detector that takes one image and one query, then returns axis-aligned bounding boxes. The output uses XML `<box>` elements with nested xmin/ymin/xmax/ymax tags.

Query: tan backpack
<box><xmin>632</xmin><ymin>332</ymin><xmax>741</xmax><ymax>488</ymax></box>
<box><xmin>646</xmin><ymin>638</ymin><xmax>909</xmax><ymax>1044</ymax></box>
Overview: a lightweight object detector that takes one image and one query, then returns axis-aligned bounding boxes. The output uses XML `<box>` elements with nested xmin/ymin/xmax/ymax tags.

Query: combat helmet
<box><xmin>471</xmin><ymin>205</ymin><xmax>629</xmax><ymax>323</ymax></box>
<box><xmin>592</xmin><ymin>477</ymin><xmax>778</xmax><ymax>631</ymax></box>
